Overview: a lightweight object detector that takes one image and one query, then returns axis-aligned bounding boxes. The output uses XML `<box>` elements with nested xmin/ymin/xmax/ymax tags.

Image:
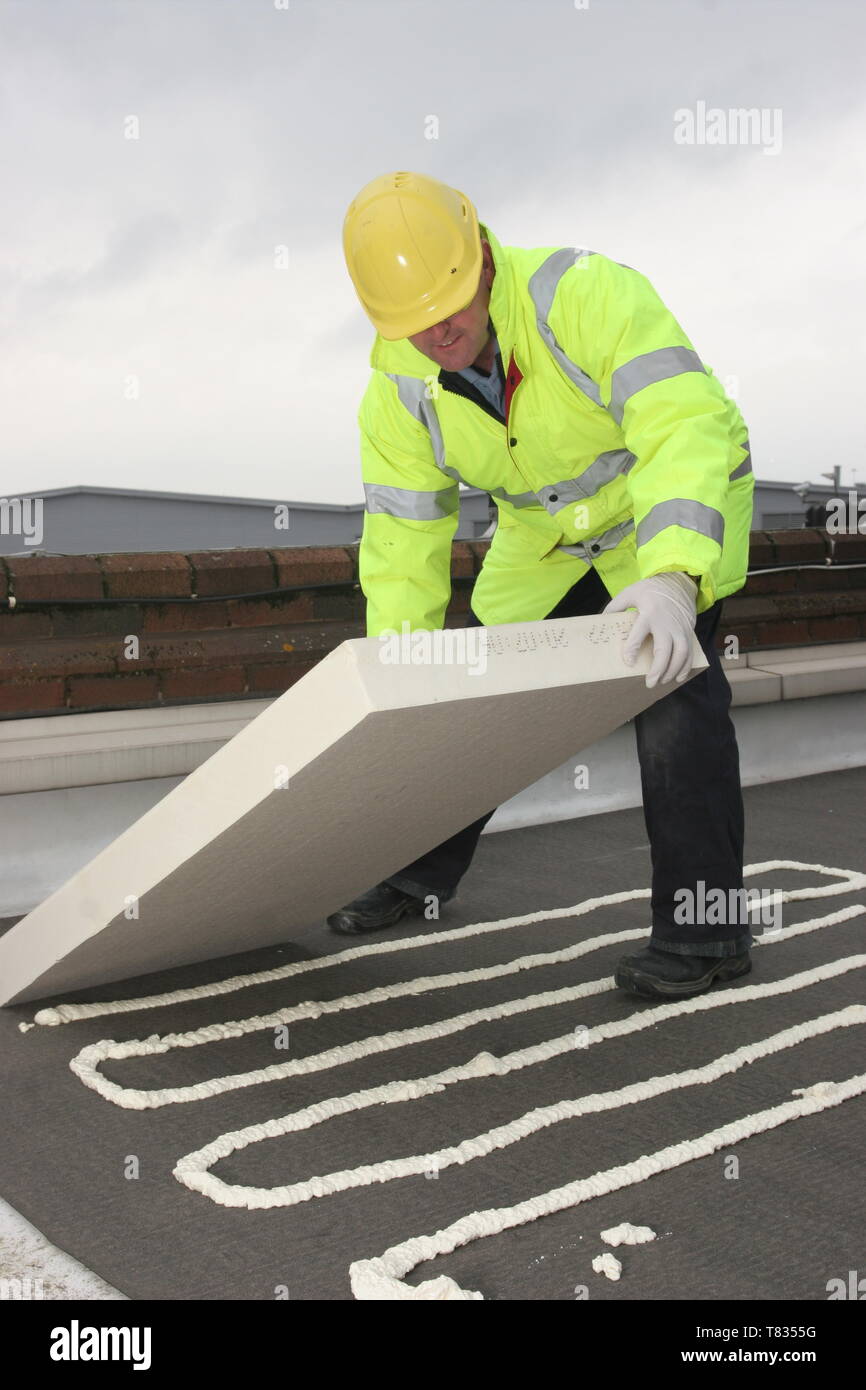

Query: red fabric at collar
<box><xmin>504</xmin><ymin>352</ymin><xmax>523</xmax><ymax>423</ymax></box>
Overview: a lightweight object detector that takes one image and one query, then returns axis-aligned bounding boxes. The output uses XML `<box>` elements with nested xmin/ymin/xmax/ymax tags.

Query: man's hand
<box><xmin>603</xmin><ymin>573</ymin><xmax>698</xmax><ymax>688</ymax></box>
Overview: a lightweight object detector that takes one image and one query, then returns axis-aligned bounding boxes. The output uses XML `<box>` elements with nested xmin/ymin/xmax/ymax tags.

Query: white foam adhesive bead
<box><xmin>349</xmin><ymin>1072</ymin><xmax>866</xmax><ymax>1299</ymax></box>
<box><xmin>170</xmin><ymin>999</ymin><xmax>865</xmax><ymax>1211</ymax></box>
<box><xmin>16</xmin><ymin>860</ymin><xmax>866</xmax><ymax>1300</ymax></box>
<box><xmin>28</xmin><ymin>858</ymin><xmax>866</xmax><ymax>1027</ymax></box>
<box><xmin>791</xmin><ymin>1082</ymin><xmax>838</xmax><ymax>1099</ymax></box>
<box><xmin>592</xmin><ymin>1253</ymin><xmax>622</xmax><ymax>1280</ymax></box>
<box><xmin>70</xmin><ymin>948</ymin><xmax>866</xmax><ymax>1117</ymax></box>
<box><xmin>32</xmin><ymin>887</ymin><xmax>654</xmax><ymax>1026</ymax></box>
<box><xmin>351</xmin><ymin>1265</ymin><xmax>483</xmax><ymax>1301</ymax></box>
<box><xmin>600</xmin><ymin>1223</ymin><xmax>656</xmax><ymax>1247</ymax></box>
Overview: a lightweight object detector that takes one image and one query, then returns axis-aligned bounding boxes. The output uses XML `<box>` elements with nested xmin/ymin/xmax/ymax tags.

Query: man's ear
<box><xmin>481</xmin><ymin>239</ymin><xmax>495</xmax><ymax>286</ymax></box>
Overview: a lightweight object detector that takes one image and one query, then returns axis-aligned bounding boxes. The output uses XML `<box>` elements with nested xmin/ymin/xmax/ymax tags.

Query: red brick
<box><xmin>451</xmin><ymin>542</ymin><xmax>475</xmax><ymax>579</ymax></box>
<box><xmin>0</xmin><ymin>610</ymin><xmax>52</xmax><ymax>640</ymax></box>
<box><xmin>67</xmin><ymin>674</ymin><xmax>160</xmax><ymax>709</ymax></box>
<box><xmin>807</xmin><ymin>616</ymin><xmax>862</xmax><ymax>642</ymax></box>
<box><xmin>309</xmin><ymin>593</ymin><xmax>362</xmax><ymax>623</ymax></box>
<box><xmin>227</xmin><ymin>595</ymin><xmax>316</xmax><ymax>626</ymax></box>
<box><xmin>747</xmin><ymin>531</ymin><xmax>775</xmax><ymax>568</ymax></box>
<box><xmin>774</xmin><ymin>592</ymin><xmax>838</xmax><ymax>620</ymax></box>
<box><xmin>721</xmin><ymin>595</ymin><xmax>780</xmax><ymax>623</ymax></box>
<box><xmin>832</xmin><ymin>590</ymin><xmax>866</xmax><ymax>614</ymax></box>
<box><xmin>246</xmin><ymin>661</ymin><xmax>316</xmax><ymax>694</ymax></box>
<box><xmin>6</xmin><ymin>554</ymin><xmax>104</xmax><ymax>602</ymax></box>
<box><xmin>796</xmin><ymin>566</ymin><xmax>851</xmax><ymax>591</ymax></box>
<box><xmin>767</xmin><ymin>528</ymin><xmax>830</xmax><ymax>565</ymax></box>
<box><xmin>160</xmin><ymin>666</ymin><xmax>247</xmax><ymax>700</ymax></box>
<box><xmin>188</xmin><ymin>549</ymin><xmax>275</xmax><ymax>597</ymax></box>
<box><xmin>196</xmin><ymin>628</ymin><xmax>309</xmax><ymax>665</ymax></box>
<box><xmin>201</xmin><ymin>624</ymin><xmax>359</xmax><ymax>665</ymax></box>
<box><xmin>467</xmin><ymin>541</ymin><xmax>491</xmax><ymax>570</ymax></box>
<box><xmin>100</xmin><ymin>552</ymin><xmax>192</xmax><ymax>600</ymax></box>
<box><xmin>831</xmin><ymin>532</ymin><xmax>866</xmax><ymax>562</ymax></box>
<box><xmin>280</xmin><ymin>623</ymin><xmax>361</xmax><ymax>653</ymax></box>
<box><xmin>742</xmin><ymin>570</ymin><xmax>797</xmax><ymax>595</ymax></box>
<box><xmin>142</xmin><ymin>601</ymin><xmax>230</xmax><ymax>633</ymax></box>
<box><xmin>0</xmin><ymin>678</ymin><xmax>66</xmax><ymax>715</ymax></box>
<box><xmin>51</xmin><ymin>605</ymin><xmax>142</xmax><ymax>639</ymax></box>
<box><xmin>132</xmin><ymin>637</ymin><xmax>205</xmax><ymax>671</ymax></box>
<box><xmin>0</xmin><ymin>636</ymin><xmax>117</xmax><ymax>677</ymax></box>
<box><xmin>0</xmin><ymin>560</ymin><xmax>8</xmax><ymax>601</ymax></box>
<box><xmin>446</xmin><ymin>590</ymin><xmax>472</xmax><ymax>614</ymax></box>
<box><xmin>778</xmin><ymin>590</ymin><xmax>866</xmax><ymax>620</ymax></box>
<box><xmin>195</xmin><ymin>632</ymin><xmax>271</xmax><ymax>664</ymax></box>
<box><xmin>271</xmin><ymin>547</ymin><xmax>355</xmax><ymax>587</ymax></box>
<box><xmin>343</xmin><ymin>543</ymin><xmax>361</xmax><ymax>577</ymax></box>
<box><xmin>754</xmin><ymin>619</ymin><xmax>811</xmax><ymax>647</ymax></box>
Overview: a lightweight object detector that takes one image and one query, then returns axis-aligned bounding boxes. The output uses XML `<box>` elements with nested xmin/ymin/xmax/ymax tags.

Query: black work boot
<box><xmin>614</xmin><ymin>945</ymin><xmax>752</xmax><ymax>1000</ymax></box>
<box><xmin>327</xmin><ymin>882</ymin><xmax>451</xmax><ymax>936</ymax></box>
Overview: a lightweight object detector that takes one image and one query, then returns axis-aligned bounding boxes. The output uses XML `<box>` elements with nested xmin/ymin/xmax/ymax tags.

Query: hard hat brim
<box><xmin>343</xmin><ymin>172</ymin><xmax>483</xmax><ymax>341</ymax></box>
<box><xmin>374</xmin><ymin>247</ymin><xmax>483</xmax><ymax>340</ymax></box>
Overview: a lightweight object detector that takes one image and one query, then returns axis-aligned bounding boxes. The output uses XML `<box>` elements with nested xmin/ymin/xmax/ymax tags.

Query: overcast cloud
<box><xmin>1</xmin><ymin>0</ymin><xmax>864</xmax><ymax>504</ymax></box>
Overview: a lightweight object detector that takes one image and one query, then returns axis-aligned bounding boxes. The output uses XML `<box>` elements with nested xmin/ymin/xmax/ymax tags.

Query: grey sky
<box><xmin>2</xmin><ymin>0</ymin><xmax>864</xmax><ymax>504</ymax></box>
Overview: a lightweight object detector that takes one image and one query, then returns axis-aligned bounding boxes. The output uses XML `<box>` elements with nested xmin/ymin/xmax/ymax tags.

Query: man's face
<box><xmin>408</xmin><ymin>240</ymin><xmax>495</xmax><ymax>371</ymax></box>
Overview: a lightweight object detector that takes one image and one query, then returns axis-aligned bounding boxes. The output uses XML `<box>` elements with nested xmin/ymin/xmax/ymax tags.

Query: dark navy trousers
<box><xmin>386</xmin><ymin>566</ymin><xmax>751</xmax><ymax>957</ymax></box>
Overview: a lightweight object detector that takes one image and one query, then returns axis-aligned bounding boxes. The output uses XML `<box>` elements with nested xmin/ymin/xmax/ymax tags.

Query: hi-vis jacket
<box><xmin>357</xmin><ymin>222</ymin><xmax>754</xmax><ymax>634</ymax></box>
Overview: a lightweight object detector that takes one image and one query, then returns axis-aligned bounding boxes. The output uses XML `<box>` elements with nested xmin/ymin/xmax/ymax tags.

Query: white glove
<box><xmin>603</xmin><ymin>573</ymin><xmax>698</xmax><ymax>688</ymax></box>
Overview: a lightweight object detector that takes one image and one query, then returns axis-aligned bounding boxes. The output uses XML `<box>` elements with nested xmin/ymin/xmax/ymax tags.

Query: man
<box><xmin>336</xmin><ymin>170</ymin><xmax>755</xmax><ymax>1000</ymax></box>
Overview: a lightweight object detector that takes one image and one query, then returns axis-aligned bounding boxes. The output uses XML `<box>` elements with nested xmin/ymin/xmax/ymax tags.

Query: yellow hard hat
<box><xmin>342</xmin><ymin>171</ymin><xmax>482</xmax><ymax>340</ymax></box>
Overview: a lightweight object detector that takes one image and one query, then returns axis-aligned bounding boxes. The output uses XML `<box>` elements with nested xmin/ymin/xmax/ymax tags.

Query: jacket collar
<box><xmin>367</xmin><ymin>222</ymin><xmax>515</xmax><ymax>380</ymax></box>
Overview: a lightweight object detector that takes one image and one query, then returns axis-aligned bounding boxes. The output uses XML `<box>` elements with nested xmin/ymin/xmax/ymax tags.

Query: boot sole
<box><xmin>614</xmin><ymin>953</ymin><xmax>752</xmax><ymax>1000</ymax></box>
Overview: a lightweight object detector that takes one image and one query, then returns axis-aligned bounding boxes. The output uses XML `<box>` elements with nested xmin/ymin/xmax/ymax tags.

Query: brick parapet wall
<box><xmin>1</xmin><ymin>530</ymin><xmax>865</xmax><ymax>718</ymax></box>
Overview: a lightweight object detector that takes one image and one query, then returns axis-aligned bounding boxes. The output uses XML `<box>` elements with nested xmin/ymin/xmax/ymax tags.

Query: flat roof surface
<box><xmin>0</xmin><ymin>765</ymin><xmax>863</xmax><ymax>1300</ymax></box>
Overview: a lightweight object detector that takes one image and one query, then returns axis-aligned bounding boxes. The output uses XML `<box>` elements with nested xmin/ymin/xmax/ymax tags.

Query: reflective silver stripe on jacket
<box><xmin>488</xmin><ymin>486</ymin><xmax>539</xmax><ymax>508</ymax></box>
<box><xmin>536</xmin><ymin>448</ymin><xmax>637</xmax><ymax>515</ymax></box>
<box><xmin>608</xmin><ymin>347</ymin><xmax>705</xmax><ymax>426</ymax></box>
<box><xmin>729</xmin><ymin>440</ymin><xmax>752</xmax><ymax>481</ymax></box>
<box><xmin>528</xmin><ymin>253</ymin><xmax>708</xmax><ymax>431</ymax></box>
<box><xmin>557</xmin><ymin>517</ymin><xmax>635</xmax><ymax>561</ymax></box>
<box><xmin>386</xmin><ymin>373</ymin><xmax>447</xmax><ymax>469</ymax></box>
<box><xmin>637</xmin><ymin>499</ymin><xmax>725</xmax><ymax>549</ymax></box>
<box><xmin>527</xmin><ymin>249</ymin><xmax>604</xmax><ymax>408</ymax></box>
<box><xmin>385</xmin><ymin>371</ymin><xmax>537</xmax><ymax>509</ymax></box>
<box><xmin>363</xmin><ymin>481</ymin><xmax>459</xmax><ymax>521</ymax></box>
